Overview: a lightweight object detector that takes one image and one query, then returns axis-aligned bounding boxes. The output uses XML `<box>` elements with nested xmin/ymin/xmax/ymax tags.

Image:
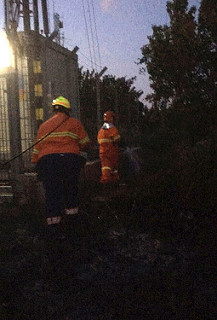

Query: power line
<box><xmin>81</xmin><ymin>0</ymin><xmax>102</xmax><ymax>72</ymax></box>
<box><xmin>87</xmin><ymin>0</ymin><xmax>97</xmax><ymax>71</ymax></box>
<box><xmin>90</xmin><ymin>0</ymin><xmax>102</xmax><ymax>68</ymax></box>
<box><xmin>78</xmin><ymin>58</ymin><xmax>93</xmax><ymax>70</ymax></box>
<box><xmin>51</xmin><ymin>0</ymin><xmax>102</xmax><ymax>73</ymax></box>
<box><xmin>79</xmin><ymin>50</ymin><xmax>102</xmax><ymax>69</ymax></box>
<box><xmin>64</xmin><ymin>37</ymin><xmax>102</xmax><ymax>70</ymax></box>
<box><xmin>81</xmin><ymin>0</ymin><xmax>94</xmax><ymax>69</ymax></box>
<box><xmin>52</xmin><ymin>0</ymin><xmax>55</xmax><ymax>14</ymax></box>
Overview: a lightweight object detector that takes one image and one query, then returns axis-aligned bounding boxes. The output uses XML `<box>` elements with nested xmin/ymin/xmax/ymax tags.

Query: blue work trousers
<box><xmin>37</xmin><ymin>153</ymin><xmax>81</xmax><ymax>219</ymax></box>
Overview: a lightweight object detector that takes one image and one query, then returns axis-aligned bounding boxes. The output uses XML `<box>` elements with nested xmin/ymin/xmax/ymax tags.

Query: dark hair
<box><xmin>53</xmin><ymin>105</ymin><xmax>70</xmax><ymax>115</ymax></box>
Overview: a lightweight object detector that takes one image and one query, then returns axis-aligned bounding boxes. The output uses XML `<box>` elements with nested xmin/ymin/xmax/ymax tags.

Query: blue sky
<box><xmin>0</xmin><ymin>0</ymin><xmax>201</xmax><ymax>103</ymax></box>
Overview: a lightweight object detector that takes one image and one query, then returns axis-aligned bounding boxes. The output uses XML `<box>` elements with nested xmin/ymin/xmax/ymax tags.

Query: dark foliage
<box><xmin>0</xmin><ymin>180</ymin><xmax>216</xmax><ymax>320</ymax></box>
<box><xmin>137</xmin><ymin>0</ymin><xmax>217</xmax><ymax>217</ymax></box>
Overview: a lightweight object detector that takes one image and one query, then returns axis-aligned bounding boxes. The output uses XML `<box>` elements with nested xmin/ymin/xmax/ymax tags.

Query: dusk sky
<box><xmin>0</xmin><ymin>0</ymin><xmax>200</xmax><ymax>103</ymax></box>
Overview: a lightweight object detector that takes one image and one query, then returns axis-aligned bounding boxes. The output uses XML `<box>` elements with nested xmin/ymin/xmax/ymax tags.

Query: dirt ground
<box><xmin>0</xmin><ymin>186</ymin><xmax>216</xmax><ymax>320</ymax></box>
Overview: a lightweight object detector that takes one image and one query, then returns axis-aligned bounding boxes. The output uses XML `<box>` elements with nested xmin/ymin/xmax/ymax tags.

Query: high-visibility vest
<box><xmin>31</xmin><ymin>112</ymin><xmax>90</xmax><ymax>163</ymax></box>
<box><xmin>97</xmin><ymin>125</ymin><xmax>120</xmax><ymax>155</ymax></box>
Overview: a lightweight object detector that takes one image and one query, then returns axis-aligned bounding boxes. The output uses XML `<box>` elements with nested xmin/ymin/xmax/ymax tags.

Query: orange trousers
<box><xmin>99</xmin><ymin>153</ymin><xmax>119</xmax><ymax>184</ymax></box>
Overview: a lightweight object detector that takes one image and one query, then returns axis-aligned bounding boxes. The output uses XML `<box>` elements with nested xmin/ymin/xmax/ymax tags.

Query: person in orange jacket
<box><xmin>31</xmin><ymin>96</ymin><xmax>90</xmax><ymax>238</ymax></box>
<box><xmin>97</xmin><ymin>110</ymin><xmax>120</xmax><ymax>185</ymax></box>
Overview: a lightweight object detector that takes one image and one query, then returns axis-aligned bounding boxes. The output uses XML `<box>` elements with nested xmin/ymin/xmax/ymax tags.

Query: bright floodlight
<box><xmin>0</xmin><ymin>31</ymin><xmax>14</xmax><ymax>70</ymax></box>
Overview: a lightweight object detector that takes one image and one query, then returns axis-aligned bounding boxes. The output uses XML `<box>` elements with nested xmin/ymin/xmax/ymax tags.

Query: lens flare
<box><xmin>0</xmin><ymin>31</ymin><xmax>14</xmax><ymax>70</ymax></box>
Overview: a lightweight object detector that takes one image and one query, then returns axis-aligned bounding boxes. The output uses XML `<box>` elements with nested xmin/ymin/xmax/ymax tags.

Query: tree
<box><xmin>198</xmin><ymin>0</ymin><xmax>217</xmax><ymax>116</ymax></box>
<box><xmin>199</xmin><ymin>0</ymin><xmax>217</xmax><ymax>42</ymax></box>
<box><xmin>139</xmin><ymin>0</ymin><xmax>199</xmax><ymax>108</ymax></box>
<box><xmin>139</xmin><ymin>0</ymin><xmax>217</xmax><ymax>142</ymax></box>
<box><xmin>137</xmin><ymin>0</ymin><xmax>217</xmax><ymax>211</ymax></box>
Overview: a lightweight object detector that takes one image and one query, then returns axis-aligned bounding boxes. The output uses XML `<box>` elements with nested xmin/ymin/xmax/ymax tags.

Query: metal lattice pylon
<box><xmin>4</xmin><ymin>0</ymin><xmax>21</xmax><ymax>34</ymax></box>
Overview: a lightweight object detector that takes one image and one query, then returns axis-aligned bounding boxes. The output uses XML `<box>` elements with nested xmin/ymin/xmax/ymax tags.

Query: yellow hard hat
<box><xmin>52</xmin><ymin>96</ymin><xmax>71</xmax><ymax>110</ymax></box>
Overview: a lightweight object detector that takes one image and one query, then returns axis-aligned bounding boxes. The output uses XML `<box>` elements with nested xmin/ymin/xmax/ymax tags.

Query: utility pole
<box><xmin>96</xmin><ymin>66</ymin><xmax>107</xmax><ymax>131</ymax></box>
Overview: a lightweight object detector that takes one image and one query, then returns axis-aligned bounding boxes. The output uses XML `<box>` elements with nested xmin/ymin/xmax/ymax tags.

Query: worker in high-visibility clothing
<box><xmin>97</xmin><ymin>110</ymin><xmax>120</xmax><ymax>185</ymax></box>
<box><xmin>31</xmin><ymin>96</ymin><xmax>90</xmax><ymax>238</ymax></box>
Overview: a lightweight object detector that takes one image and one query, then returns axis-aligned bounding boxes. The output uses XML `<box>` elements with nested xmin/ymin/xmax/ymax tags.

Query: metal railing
<box><xmin>0</xmin><ymin>55</ymin><xmax>36</xmax><ymax>181</ymax></box>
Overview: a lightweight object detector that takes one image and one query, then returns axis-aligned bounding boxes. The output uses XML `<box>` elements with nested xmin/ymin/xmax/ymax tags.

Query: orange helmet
<box><xmin>103</xmin><ymin>111</ymin><xmax>114</xmax><ymax>123</ymax></box>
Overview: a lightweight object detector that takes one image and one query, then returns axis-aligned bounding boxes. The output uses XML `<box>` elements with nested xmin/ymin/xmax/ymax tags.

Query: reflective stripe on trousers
<box><xmin>65</xmin><ymin>207</ymin><xmax>79</xmax><ymax>215</ymax></box>
<box><xmin>101</xmin><ymin>165</ymin><xmax>119</xmax><ymax>183</ymax></box>
<box><xmin>46</xmin><ymin>216</ymin><xmax>61</xmax><ymax>225</ymax></box>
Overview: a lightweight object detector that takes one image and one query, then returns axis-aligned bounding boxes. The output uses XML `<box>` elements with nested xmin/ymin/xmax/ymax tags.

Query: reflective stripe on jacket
<box><xmin>31</xmin><ymin>112</ymin><xmax>90</xmax><ymax>163</ymax></box>
<box><xmin>97</xmin><ymin>124</ymin><xmax>120</xmax><ymax>155</ymax></box>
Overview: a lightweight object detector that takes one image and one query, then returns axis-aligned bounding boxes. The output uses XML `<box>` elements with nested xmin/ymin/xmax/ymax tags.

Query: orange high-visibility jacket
<box><xmin>31</xmin><ymin>112</ymin><xmax>90</xmax><ymax>163</ymax></box>
<box><xmin>97</xmin><ymin>124</ymin><xmax>120</xmax><ymax>156</ymax></box>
